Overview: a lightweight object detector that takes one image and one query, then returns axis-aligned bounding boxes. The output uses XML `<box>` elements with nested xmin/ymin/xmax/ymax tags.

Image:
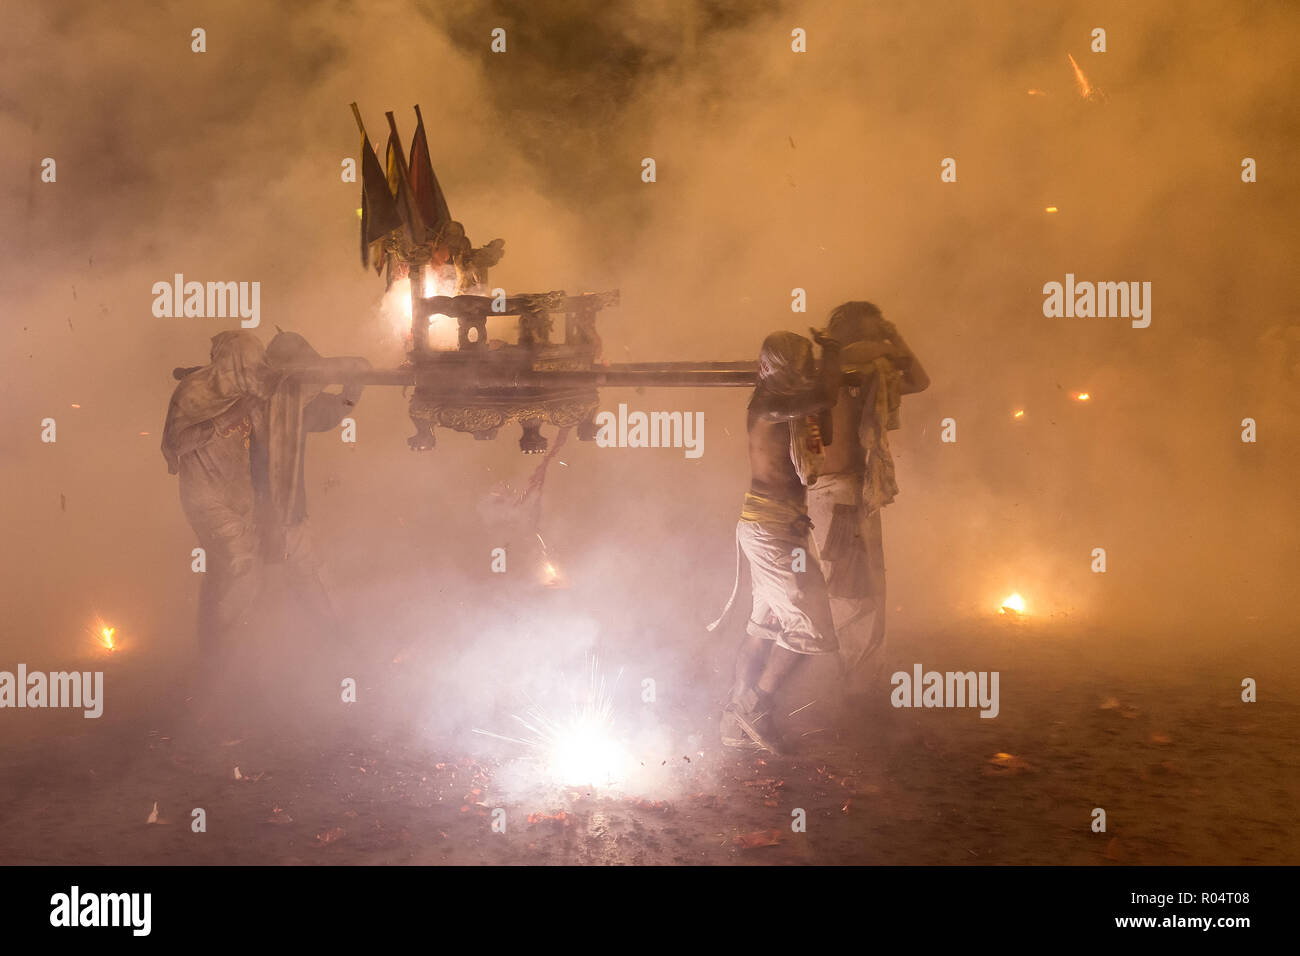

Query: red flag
<box><xmin>408</xmin><ymin>105</ymin><xmax>452</xmax><ymax>240</ymax></box>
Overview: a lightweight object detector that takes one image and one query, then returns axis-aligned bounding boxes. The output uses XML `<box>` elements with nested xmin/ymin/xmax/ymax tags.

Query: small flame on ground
<box><xmin>1000</xmin><ymin>593</ymin><xmax>1027</xmax><ymax>616</ymax></box>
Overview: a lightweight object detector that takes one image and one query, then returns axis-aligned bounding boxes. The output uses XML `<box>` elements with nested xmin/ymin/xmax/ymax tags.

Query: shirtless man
<box><xmin>710</xmin><ymin>329</ymin><xmax>842</xmax><ymax>752</ymax></box>
<box><xmin>810</xmin><ymin>302</ymin><xmax>929</xmax><ymax>687</ymax></box>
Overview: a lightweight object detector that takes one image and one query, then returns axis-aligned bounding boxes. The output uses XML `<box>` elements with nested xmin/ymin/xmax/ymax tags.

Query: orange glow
<box><xmin>999</xmin><ymin>593</ymin><xmax>1026</xmax><ymax>616</ymax></box>
<box><xmin>70</xmin><ymin>403</ymin><xmax>81</xmax><ymax>408</ymax></box>
<box><xmin>1013</xmin><ymin>409</ymin><xmax>1025</xmax><ymax>419</ymax></box>
<box><xmin>1026</xmin><ymin>88</ymin><xmax>1046</xmax><ymax>96</ymax></box>
<box><xmin>1067</xmin><ymin>53</ymin><xmax>1093</xmax><ymax>99</ymax></box>
<box><xmin>1045</xmin><ymin>206</ymin><xmax>1058</xmax><ymax>213</ymax></box>
<box><xmin>98</xmin><ymin>625</ymin><xmax>116</xmax><ymax>651</ymax></box>
<box><xmin>379</xmin><ymin>271</ymin><xmax>460</xmax><ymax>350</ymax></box>
<box><xmin>542</xmin><ymin>561</ymin><xmax>568</xmax><ymax>589</ymax></box>
<box><xmin>1075</xmin><ymin>392</ymin><xmax>1091</xmax><ymax>402</ymax></box>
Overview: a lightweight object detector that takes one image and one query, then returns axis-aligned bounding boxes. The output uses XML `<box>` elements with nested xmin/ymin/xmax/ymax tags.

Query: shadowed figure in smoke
<box><xmin>708</xmin><ymin>329</ymin><xmax>842</xmax><ymax>753</ymax></box>
<box><xmin>256</xmin><ymin>331</ymin><xmax>370</xmax><ymax>648</ymax></box>
<box><xmin>811</xmin><ymin>302</ymin><xmax>929</xmax><ymax>688</ymax></box>
<box><xmin>161</xmin><ymin>331</ymin><xmax>274</xmax><ymax>661</ymax></box>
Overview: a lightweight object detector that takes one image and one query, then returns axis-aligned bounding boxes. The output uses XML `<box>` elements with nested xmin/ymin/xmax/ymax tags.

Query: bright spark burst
<box><xmin>90</xmin><ymin>620</ymin><xmax>117</xmax><ymax>651</ymax></box>
<box><xmin>1000</xmin><ymin>593</ymin><xmax>1027</xmax><ymax>616</ymax></box>
<box><xmin>473</xmin><ymin>657</ymin><xmax>629</xmax><ymax>788</ymax></box>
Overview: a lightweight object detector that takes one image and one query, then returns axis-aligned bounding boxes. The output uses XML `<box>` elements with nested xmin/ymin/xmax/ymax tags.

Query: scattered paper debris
<box><xmin>734</xmin><ymin>829</ymin><xmax>782</xmax><ymax>849</ymax></box>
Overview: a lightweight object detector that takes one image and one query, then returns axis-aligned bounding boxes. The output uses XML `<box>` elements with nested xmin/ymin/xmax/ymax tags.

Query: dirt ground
<box><xmin>1</xmin><ymin>615</ymin><xmax>1295</xmax><ymax>866</ymax></box>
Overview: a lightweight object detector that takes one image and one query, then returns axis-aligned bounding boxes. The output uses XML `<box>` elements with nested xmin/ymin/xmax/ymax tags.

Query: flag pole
<box><xmin>348</xmin><ymin>102</ymin><xmax>368</xmax><ymax>139</ymax></box>
<box><xmin>383</xmin><ymin>110</ymin><xmax>431</xmax><ymax>354</ymax></box>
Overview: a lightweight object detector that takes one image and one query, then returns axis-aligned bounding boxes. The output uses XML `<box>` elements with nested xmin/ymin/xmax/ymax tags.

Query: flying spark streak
<box><xmin>1045</xmin><ymin>206</ymin><xmax>1058</xmax><ymax>213</ymax></box>
<box><xmin>788</xmin><ymin>699</ymin><xmax>818</xmax><ymax>718</ymax></box>
<box><xmin>1067</xmin><ymin>53</ymin><xmax>1092</xmax><ymax>98</ymax></box>
<box><xmin>1066</xmin><ymin>54</ymin><xmax>1106</xmax><ymax>102</ymax></box>
<box><xmin>1013</xmin><ymin>409</ymin><xmax>1025</xmax><ymax>419</ymax></box>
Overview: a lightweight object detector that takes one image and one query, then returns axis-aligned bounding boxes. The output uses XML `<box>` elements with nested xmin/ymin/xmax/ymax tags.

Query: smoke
<box><xmin>1</xmin><ymin>0</ymin><xmax>1297</xmax><ymax>758</ymax></box>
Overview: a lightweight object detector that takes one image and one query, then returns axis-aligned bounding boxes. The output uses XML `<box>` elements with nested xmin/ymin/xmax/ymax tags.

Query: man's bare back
<box><xmin>745</xmin><ymin>331</ymin><xmax>841</xmax><ymax>502</ymax></box>
<box><xmin>748</xmin><ymin>408</ymin><xmax>809</xmax><ymax>502</ymax></box>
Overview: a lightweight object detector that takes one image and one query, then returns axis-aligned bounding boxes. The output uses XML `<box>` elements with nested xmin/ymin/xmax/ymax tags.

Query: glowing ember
<box><xmin>1000</xmin><ymin>593</ymin><xmax>1026</xmax><ymax>616</ymax></box>
<box><xmin>1026</xmin><ymin>88</ymin><xmax>1046</xmax><ymax>96</ymax></box>
<box><xmin>1074</xmin><ymin>392</ymin><xmax>1091</xmax><ymax>402</ymax></box>
<box><xmin>541</xmin><ymin>560</ymin><xmax>568</xmax><ymax>589</ymax></box>
<box><xmin>1013</xmin><ymin>409</ymin><xmax>1025</xmax><ymax>419</ymax></box>
<box><xmin>1044</xmin><ymin>206</ymin><xmax>1058</xmax><ymax>213</ymax></box>
<box><xmin>94</xmin><ymin>624</ymin><xmax>117</xmax><ymax>651</ymax></box>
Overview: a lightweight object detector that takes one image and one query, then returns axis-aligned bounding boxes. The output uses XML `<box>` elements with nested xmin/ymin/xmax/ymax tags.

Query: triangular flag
<box><xmin>408</xmin><ymin>105</ymin><xmax>452</xmax><ymax>239</ymax></box>
<box><xmin>384</xmin><ymin>112</ymin><xmax>425</xmax><ymax>245</ymax></box>
<box><xmin>360</xmin><ymin>129</ymin><xmax>400</xmax><ymax>268</ymax></box>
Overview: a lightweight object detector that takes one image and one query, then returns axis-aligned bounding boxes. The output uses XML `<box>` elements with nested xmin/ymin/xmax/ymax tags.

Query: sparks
<box><xmin>1000</xmin><ymin>593</ymin><xmax>1027</xmax><ymax>616</ymax></box>
<box><xmin>1013</xmin><ymin>409</ymin><xmax>1025</xmax><ymax>419</ymax></box>
<box><xmin>1067</xmin><ymin>53</ymin><xmax>1092</xmax><ymax>99</ymax></box>
<box><xmin>1066</xmin><ymin>54</ymin><xmax>1106</xmax><ymax>102</ymax></box>
<box><xmin>1044</xmin><ymin>206</ymin><xmax>1058</xmax><ymax>213</ymax></box>
<box><xmin>474</xmin><ymin>657</ymin><xmax>629</xmax><ymax>788</ymax></box>
<box><xmin>90</xmin><ymin>621</ymin><xmax>117</xmax><ymax>651</ymax></box>
<box><xmin>1075</xmin><ymin>392</ymin><xmax>1091</xmax><ymax>402</ymax></box>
